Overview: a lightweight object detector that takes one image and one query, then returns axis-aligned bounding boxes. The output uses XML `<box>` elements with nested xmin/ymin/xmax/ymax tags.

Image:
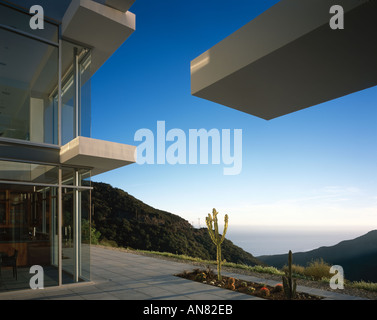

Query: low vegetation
<box><xmin>303</xmin><ymin>258</ymin><xmax>332</xmax><ymax>280</ymax></box>
<box><xmin>284</xmin><ymin>259</ymin><xmax>332</xmax><ymax>281</ymax></box>
<box><xmin>350</xmin><ymin>281</ymin><xmax>377</xmax><ymax>292</ymax></box>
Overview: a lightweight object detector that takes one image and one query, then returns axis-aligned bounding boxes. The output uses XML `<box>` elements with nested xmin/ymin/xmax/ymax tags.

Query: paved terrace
<box><xmin>0</xmin><ymin>246</ymin><xmax>367</xmax><ymax>300</ymax></box>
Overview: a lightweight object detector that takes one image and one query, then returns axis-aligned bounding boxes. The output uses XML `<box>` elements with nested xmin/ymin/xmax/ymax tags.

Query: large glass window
<box><xmin>61</xmin><ymin>40</ymin><xmax>91</xmax><ymax>146</ymax></box>
<box><xmin>61</xmin><ymin>169</ymin><xmax>91</xmax><ymax>283</ymax></box>
<box><xmin>0</xmin><ymin>4</ymin><xmax>92</xmax><ymax>147</ymax></box>
<box><xmin>80</xmin><ymin>188</ymin><xmax>91</xmax><ymax>280</ymax></box>
<box><xmin>80</xmin><ymin>53</ymin><xmax>92</xmax><ymax>140</ymax></box>
<box><xmin>0</xmin><ymin>185</ymin><xmax>59</xmax><ymax>291</ymax></box>
<box><xmin>0</xmin><ymin>28</ymin><xmax>59</xmax><ymax>144</ymax></box>
<box><xmin>62</xmin><ymin>189</ymin><xmax>74</xmax><ymax>282</ymax></box>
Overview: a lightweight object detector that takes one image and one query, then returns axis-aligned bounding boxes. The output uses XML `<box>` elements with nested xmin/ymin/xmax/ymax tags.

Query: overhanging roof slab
<box><xmin>60</xmin><ymin>136</ymin><xmax>136</xmax><ymax>176</ymax></box>
<box><xmin>191</xmin><ymin>0</ymin><xmax>377</xmax><ymax>120</ymax></box>
<box><xmin>62</xmin><ymin>0</ymin><xmax>136</xmax><ymax>76</ymax></box>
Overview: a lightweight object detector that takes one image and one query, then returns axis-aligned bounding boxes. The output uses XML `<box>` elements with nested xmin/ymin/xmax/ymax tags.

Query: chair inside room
<box><xmin>0</xmin><ymin>249</ymin><xmax>18</xmax><ymax>280</ymax></box>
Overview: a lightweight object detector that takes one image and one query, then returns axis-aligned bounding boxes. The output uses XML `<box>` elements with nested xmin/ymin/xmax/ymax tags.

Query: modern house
<box><xmin>191</xmin><ymin>0</ymin><xmax>377</xmax><ymax>120</ymax></box>
<box><xmin>0</xmin><ymin>0</ymin><xmax>137</xmax><ymax>291</ymax></box>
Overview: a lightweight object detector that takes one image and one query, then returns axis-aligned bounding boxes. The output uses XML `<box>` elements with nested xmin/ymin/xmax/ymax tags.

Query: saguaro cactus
<box><xmin>206</xmin><ymin>208</ymin><xmax>228</xmax><ymax>281</ymax></box>
<box><xmin>282</xmin><ymin>250</ymin><xmax>297</xmax><ymax>300</ymax></box>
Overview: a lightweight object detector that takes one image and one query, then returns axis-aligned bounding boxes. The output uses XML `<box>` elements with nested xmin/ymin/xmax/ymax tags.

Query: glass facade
<box><xmin>0</xmin><ymin>159</ymin><xmax>92</xmax><ymax>291</ymax></box>
<box><xmin>0</xmin><ymin>3</ymin><xmax>93</xmax><ymax>292</ymax></box>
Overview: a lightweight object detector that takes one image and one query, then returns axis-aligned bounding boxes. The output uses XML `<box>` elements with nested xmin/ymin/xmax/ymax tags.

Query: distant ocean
<box><xmin>225</xmin><ymin>226</ymin><xmax>374</xmax><ymax>257</ymax></box>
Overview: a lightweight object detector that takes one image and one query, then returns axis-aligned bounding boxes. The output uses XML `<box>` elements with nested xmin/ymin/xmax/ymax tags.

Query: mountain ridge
<box><xmin>257</xmin><ymin>230</ymin><xmax>377</xmax><ymax>282</ymax></box>
<box><xmin>91</xmin><ymin>182</ymin><xmax>263</xmax><ymax>267</ymax></box>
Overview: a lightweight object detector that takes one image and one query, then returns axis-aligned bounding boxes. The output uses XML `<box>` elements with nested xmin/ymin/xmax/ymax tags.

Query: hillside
<box><xmin>257</xmin><ymin>230</ymin><xmax>377</xmax><ymax>282</ymax></box>
<box><xmin>91</xmin><ymin>182</ymin><xmax>263</xmax><ymax>267</ymax></box>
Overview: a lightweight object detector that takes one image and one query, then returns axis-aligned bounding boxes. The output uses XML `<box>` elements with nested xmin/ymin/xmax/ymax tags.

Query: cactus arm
<box><xmin>213</xmin><ymin>209</ymin><xmax>219</xmax><ymax>242</ymax></box>
<box><xmin>206</xmin><ymin>215</ymin><xmax>214</xmax><ymax>239</ymax></box>
<box><xmin>220</xmin><ymin>214</ymin><xmax>229</xmax><ymax>244</ymax></box>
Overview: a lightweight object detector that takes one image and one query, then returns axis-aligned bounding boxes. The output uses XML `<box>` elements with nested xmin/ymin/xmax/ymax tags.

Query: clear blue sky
<box><xmin>90</xmin><ymin>0</ymin><xmax>377</xmax><ymax>235</ymax></box>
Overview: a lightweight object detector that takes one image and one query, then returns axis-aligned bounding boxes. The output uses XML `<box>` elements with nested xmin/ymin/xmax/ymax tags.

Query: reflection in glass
<box><xmin>0</xmin><ymin>160</ymin><xmax>58</xmax><ymax>185</ymax></box>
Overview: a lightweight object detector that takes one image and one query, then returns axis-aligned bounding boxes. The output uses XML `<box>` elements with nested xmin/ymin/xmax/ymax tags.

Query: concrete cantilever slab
<box><xmin>62</xmin><ymin>0</ymin><xmax>136</xmax><ymax>77</ymax></box>
<box><xmin>191</xmin><ymin>0</ymin><xmax>377</xmax><ymax>120</ymax></box>
<box><xmin>60</xmin><ymin>136</ymin><xmax>137</xmax><ymax>176</ymax></box>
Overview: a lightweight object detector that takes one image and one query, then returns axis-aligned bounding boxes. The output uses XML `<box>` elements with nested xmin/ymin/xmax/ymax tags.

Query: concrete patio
<box><xmin>0</xmin><ymin>246</ymin><xmax>368</xmax><ymax>300</ymax></box>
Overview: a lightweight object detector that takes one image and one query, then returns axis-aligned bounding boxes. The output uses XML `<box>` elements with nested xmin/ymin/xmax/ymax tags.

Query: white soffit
<box><xmin>62</xmin><ymin>0</ymin><xmax>136</xmax><ymax>76</ymax></box>
<box><xmin>60</xmin><ymin>136</ymin><xmax>137</xmax><ymax>176</ymax></box>
<box><xmin>191</xmin><ymin>0</ymin><xmax>377</xmax><ymax>120</ymax></box>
